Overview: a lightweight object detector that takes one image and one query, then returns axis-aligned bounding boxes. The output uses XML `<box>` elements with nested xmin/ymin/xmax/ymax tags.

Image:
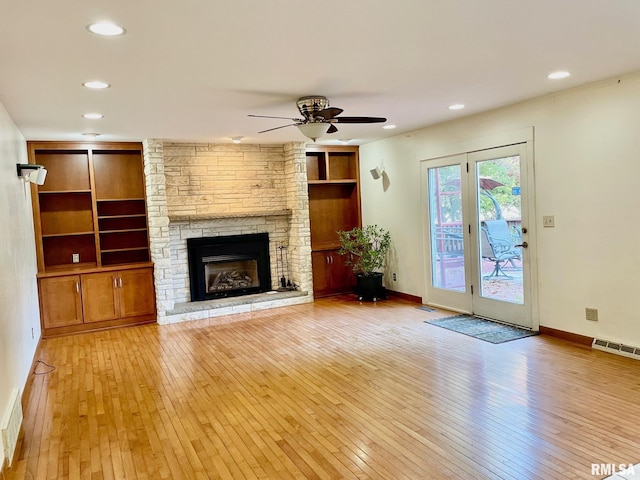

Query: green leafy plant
<box><xmin>337</xmin><ymin>225</ymin><xmax>391</xmax><ymax>276</ymax></box>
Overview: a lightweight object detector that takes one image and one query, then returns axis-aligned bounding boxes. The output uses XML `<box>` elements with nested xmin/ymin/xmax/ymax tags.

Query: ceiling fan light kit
<box><xmin>249</xmin><ymin>95</ymin><xmax>386</xmax><ymax>141</ymax></box>
<box><xmin>297</xmin><ymin>122</ymin><xmax>330</xmax><ymax>142</ymax></box>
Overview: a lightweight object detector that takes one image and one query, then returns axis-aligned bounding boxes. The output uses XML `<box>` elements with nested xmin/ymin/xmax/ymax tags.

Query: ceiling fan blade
<box><xmin>334</xmin><ymin>116</ymin><xmax>387</xmax><ymax>124</ymax></box>
<box><xmin>326</xmin><ymin>124</ymin><xmax>338</xmax><ymax>134</ymax></box>
<box><xmin>313</xmin><ymin>107</ymin><xmax>343</xmax><ymax>121</ymax></box>
<box><xmin>249</xmin><ymin>114</ymin><xmax>303</xmax><ymax>122</ymax></box>
<box><xmin>257</xmin><ymin>123</ymin><xmax>299</xmax><ymax>134</ymax></box>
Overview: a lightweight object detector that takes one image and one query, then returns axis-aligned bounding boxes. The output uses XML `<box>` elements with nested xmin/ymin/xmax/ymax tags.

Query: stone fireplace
<box><xmin>142</xmin><ymin>140</ymin><xmax>313</xmax><ymax>325</ymax></box>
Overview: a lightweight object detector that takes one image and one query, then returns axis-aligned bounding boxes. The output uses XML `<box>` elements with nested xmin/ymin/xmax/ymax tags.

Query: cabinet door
<box><xmin>118</xmin><ymin>267</ymin><xmax>156</xmax><ymax>318</ymax></box>
<box><xmin>311</xmin><ymin>250</ymin><xmax>355</xmax><ymax>297</ymax></box>
<box><xmin>311</xmin><ymin>251</ymin><xmax>332</xmax><ymax>294</ymax></box>
<box><xmin>328</xmin><ymin>251</ymin><xmax>355</xmax><ymax>292</ymax></box>
<box><xmin>39</xmin><ymin>276</ymin><xmax>83</xmax><ymax>328</ymax></box>
<box><xmin>81</xmin><ymin>272</ymin><xmax>120</xmax><ymax>323</ymax></box>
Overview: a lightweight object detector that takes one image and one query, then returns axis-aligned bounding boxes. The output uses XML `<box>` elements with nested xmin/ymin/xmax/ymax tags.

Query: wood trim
<box><xmin>27</xmin><ymin>143</ymin><xmax>45</xmax><ymax>273</ymax></box>
<box><xmin>87</xmin><ymin>147</ymin><xmax>102</xmax><ymax>268</ymax></box>
<box><xmin>1</xmin><ymin>456</ymin><xmax>7</xmax><ymax>480</ymax></box>
<box><xmin>305</xmin><ymin>145</ymin><xmax>360</xmax><ymax>153</ymax></box>
<box><xmin>36</xmin><ymin>261</ymin><xmax>154</xmax><ymax>278</ymax></box>
<box><xmin>22</xmin><ymin>338</ymin><xmax>43</xmax><ymax>404</ymax></box>
<box><xmin>539</xmin><ymin>325</ymin><xmax>594</xmax><ymax>346</ymax></box>
<box><xmin>386</xmin><ymin>289</ymin><xmax>422</xmax><ymax>304</ymax></box>
<box><xmin>26</xmin><ymin>141</ymin><xmax>143</xmax><ymax>152</ymax></box>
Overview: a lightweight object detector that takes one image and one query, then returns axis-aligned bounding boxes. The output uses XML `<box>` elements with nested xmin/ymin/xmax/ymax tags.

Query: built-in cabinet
<box><xmin>39</xmin><ymin>266</ymin><xmax>155</xmax><ymax>330</ymax></box>
<box><xmin>28</xmin><ymin>142</ymin><xmax>156</xmax><ymax>337</ymax></box>
<box><xmin>306</xmin><ymin>146</ymin><xmax>361</xmax><ymax>297</ymax></box>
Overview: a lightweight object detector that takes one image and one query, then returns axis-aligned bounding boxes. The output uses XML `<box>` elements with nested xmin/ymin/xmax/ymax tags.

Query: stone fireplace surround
<box><xmin>142</xmin><ymin>139</ymin><xmax>313</xmax><ymax>325</ymax></box>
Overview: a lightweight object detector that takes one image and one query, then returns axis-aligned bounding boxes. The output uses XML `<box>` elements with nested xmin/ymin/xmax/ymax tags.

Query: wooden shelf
<box><xmin>28</xmin><ymin>141</ymin><xmax>156</xmax><ymax>335</ymax></box>
<box><xmin>307</xmin><ymin>179</ymin><xmax>358</xmax><ymax>185</ymax></box>
<box><xmin>99</xmin><ymin>228</ymin><xmax>148</xmax><ymax>234</ymax></box>
<box><xmin>97</xmin><ymin>199</ymin><xmax>146</xmax><ymax>217</ymax></box>
<box><xmin>96</xmin><ymin>197</ymin><xmax>146</xmax><ymax>202</ymax></box>
<box><xmin>101</xmin><ymin>250</ymin><xmax>150</xmax><ymax>266</ymax></box>
<box><xmin>306</xmin><ymin>146</ymin><xmax>361</xmax><ymax>297</ymax></box>
<box><xmin>42</xmin><ymin>231</ymin><xmax>95</xmax><ymax>238</ymax></box>
<box><xmin>101</xmin><ymin>246</ymin><xmax>149</xmax><ymax>253</ymax></box>
<box><xmin>39</xmin><ymin>190</ymin><xmax>92</xmax><ymax>194</ymax></box>
<box><xmin>37</xmin><ymin>261</ymin><xmax>154</xmax><ymax>278</ymax></box>
<box><xmin>41</xmin><ymin>262</ymin><xmax>98</xmax><ymax>273</ymax></box>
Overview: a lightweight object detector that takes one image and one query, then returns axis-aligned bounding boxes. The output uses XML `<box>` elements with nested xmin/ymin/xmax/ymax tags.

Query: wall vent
<box><xmin>592</xmin><ymin>338</ymin><xmax>640</xmax><ymax>360</ymax></box>
<box><xmin>1</xmin><ymin>388</ymin><xmax>22</xmax><ymax>467</ymax></box>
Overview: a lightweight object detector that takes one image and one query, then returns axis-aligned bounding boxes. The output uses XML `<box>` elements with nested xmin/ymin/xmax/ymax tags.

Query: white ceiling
<box><xmin>2</xmin><ymin>0</ymin><xmax>640</xmax><ymax>146</ymax></box>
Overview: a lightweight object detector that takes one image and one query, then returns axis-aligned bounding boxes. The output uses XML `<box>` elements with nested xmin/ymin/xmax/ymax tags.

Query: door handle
<box><xmin>514</xmin><ymin>242</ymin><xmax>528</xmax><ymax>248</ymax></box>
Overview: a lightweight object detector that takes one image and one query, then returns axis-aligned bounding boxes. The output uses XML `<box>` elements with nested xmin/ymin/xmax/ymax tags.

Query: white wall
<box><xmin>360</xmin><ymin>71</ymin><xmax>640</xmax><ymax>345</ymax></box>
<box><xmin>0</xmin><ymin>102</ymin><xmax>41</xmax><ymax>466</ymax></box>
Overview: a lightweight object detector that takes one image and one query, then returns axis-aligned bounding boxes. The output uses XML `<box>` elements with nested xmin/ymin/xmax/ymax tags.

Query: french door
<box><xmin>423</xmin><ymin>144</ymin><xmax>533</xmax><ymax>329</ymax></box>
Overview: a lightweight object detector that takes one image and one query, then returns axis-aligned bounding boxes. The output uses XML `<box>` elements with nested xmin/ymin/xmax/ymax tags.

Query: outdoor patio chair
<box><xmin>480</xmin><ymin>219</ymin><xmax>521</xmax><ymax>279</ymax></box>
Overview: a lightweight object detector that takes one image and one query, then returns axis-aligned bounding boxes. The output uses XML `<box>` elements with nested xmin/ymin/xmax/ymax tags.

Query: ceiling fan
<box><xmin>248</xmin><ymin>95</ymin><xmax>387</xmax><ymax>141</ymax></box>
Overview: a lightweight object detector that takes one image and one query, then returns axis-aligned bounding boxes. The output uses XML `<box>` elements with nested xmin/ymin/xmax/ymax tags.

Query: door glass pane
<box><xmin>476</xmin><ymin>156</ymin><xmax>523</xmax><ymax>304</ymax></box>
<box><xmin>429</xmin><ymin>165</ymin><xmax>465</xmax><ymax>292</ymax></box>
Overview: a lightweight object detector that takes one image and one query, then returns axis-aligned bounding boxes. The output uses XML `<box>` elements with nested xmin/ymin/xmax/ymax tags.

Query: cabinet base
<box><xmin>42</xmin><ymin>314</ymin><xmax>156</xmax><ymax>338</ymax></box>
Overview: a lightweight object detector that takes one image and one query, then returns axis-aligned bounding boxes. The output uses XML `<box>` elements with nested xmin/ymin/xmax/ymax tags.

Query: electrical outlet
<box><xmin>72</xmin><ymin>253</ymin><xmax>80</xmax><ymax>263</ymax></box>
<box><xmin>392</xmin><ymin>273</ymin><xmax>397</xmax><ymax>281</ymax></box>
<box><xmin>585</xmin><ymin>308</ymin><xmax>599</xmax><ymax>321</ymax></box>
<box><xmin>543</xmin><ymin>215</ymin><xmax>555</xmax><ymax>228</ymax></box>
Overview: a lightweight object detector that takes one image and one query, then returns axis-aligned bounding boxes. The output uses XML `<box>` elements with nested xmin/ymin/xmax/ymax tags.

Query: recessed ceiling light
<box><xmin>83</xmin><ymin>81</ymin><xmax>110</xmax><ymax>89</ymax></box>
<box><xmin>82</xmin><ymin>113</ymin><xmax>103</xmax><ymax>119</ymax></box>
<box><xmin>86</xmin><ymin>22</ymin><xmax>126</xmax><ymax>36</ymax></box>
<box><xmin>82</xmin><ymin>133</ymin><xmax>101</xmax><ymax>138</ymax></box>
<box><xmin>548</xmin><ymin>71</ymin><xmax>571</xmax><ymax>80</ymax></box>
<box><xmin>448</xmin><ymin>104</ymin><xmax>465</xmax><ymax>111</ymax></box>
<box><xmin>382</xmin><ymin>124</ymin><xmax>396</xmax><ymax>130</ymax></box>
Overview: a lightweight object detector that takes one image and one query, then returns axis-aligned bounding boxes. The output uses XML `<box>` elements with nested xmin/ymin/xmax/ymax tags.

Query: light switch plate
<box><xmin>72</xmin><ymin>253</ymin><xmax>80</xmax><ymax>263</ymax></box>
<box><xmin>543</xmin><ymin>215</ymin><xmax>555</xmax><ymax>228</ymax></box>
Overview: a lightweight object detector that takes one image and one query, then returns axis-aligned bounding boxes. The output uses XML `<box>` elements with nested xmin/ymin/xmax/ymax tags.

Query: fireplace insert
<box><xmin>187</xmin><ymin>233</ymin><xmax>272</xmax><ymax>301</ymax></box>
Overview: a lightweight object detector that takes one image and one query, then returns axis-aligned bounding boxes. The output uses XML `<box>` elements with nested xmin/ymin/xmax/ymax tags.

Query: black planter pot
<box><xmin>354</xmin><ymin>272</ymin><xmax>387</xmax><ymax>302</ymax></box>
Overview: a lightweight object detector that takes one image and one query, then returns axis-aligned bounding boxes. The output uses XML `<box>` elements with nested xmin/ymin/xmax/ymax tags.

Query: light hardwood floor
<box><xmin>9</xmin><ymin>296</ymin><xmax>640</xmax><ymax>479</ymax></box>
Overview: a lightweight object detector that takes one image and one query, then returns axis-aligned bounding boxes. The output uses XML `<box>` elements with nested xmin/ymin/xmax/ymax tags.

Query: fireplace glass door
<box><xmin>204</xmin><ymin>256</ymin><xmax>259</xmax><ymax>294</ymax></box>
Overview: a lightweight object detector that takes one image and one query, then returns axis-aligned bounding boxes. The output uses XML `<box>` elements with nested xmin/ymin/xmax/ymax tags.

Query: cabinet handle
<box><xmin>113</xmin><ymin>277</ymin><xmax>118</xmax><ymax>289</ymax></box>
<box><xmin>119</xmin><ymin>277</ymin><xmax>123</xmax><ymax>288</ymax></box>
<box><xmin>75</xmin><ymin>281</ymin><xmax>80</xmax><ymax>294</ymax></box>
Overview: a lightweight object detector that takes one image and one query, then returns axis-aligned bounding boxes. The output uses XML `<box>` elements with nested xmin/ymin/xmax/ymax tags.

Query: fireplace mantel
<box><xmin>168</xmin><ymin>209</ymin><xmax>291</xmax><ymax>224</ymax></box>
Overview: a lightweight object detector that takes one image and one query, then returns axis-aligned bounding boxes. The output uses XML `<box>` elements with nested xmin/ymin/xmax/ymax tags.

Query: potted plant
<box><xmin>337</xmin><ymin>225</ymin><xmax>391</xmax><ymax>301</ymax></box>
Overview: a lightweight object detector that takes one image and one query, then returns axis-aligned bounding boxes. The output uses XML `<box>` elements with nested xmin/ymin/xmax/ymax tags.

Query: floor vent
<box><xmin>1</xmin><ymin>388</ymin><xmax>22</xmax><ymax>467</ymax></box>
<box><xmin>593</xmin><ymin>338</ymin><xmax>640</xmax><ymax>360</ymax></box>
